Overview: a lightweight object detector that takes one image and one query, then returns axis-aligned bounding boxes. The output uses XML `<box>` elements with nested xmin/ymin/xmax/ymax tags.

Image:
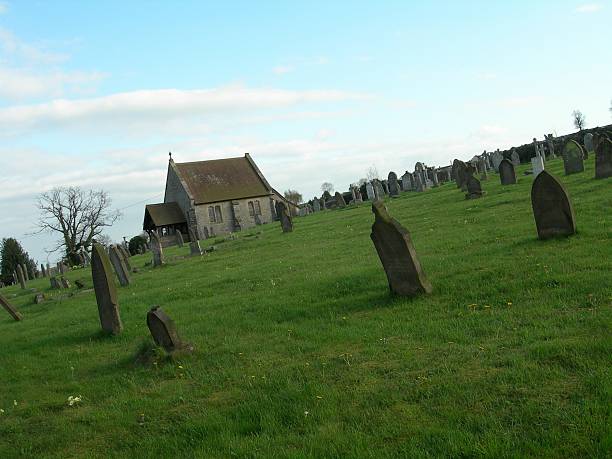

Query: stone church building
<box><xmin>143</xmin><ymin>153</ymin><xmax>295</xmax><ymax>241</ymax></box>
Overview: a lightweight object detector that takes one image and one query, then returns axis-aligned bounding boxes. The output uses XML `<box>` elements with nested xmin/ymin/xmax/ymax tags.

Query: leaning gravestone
<box><xmin>370</xmin><ymin>201</ymin><xmax>432</xmax><ymax>297</ymax></box>
<box><xmin>91</xmin><ymin>242</ymin><xmax>122</xmax><ymax>334</ymax></box>
<box><xmin>584</xmin><ymin>133</ymin><xmax>594</xmax><ymax>153</ymax></box>
<box><xmin>119</xmin><ymin>246</ymin><xmax>132</xmax><ymax>272</ymax></box>
<box><xmin>21</xmin><ymin>264</ymin><xmax>29</xmax><ymax>281</ymax></box>
<box><xmin>465</xmin><ymin>175</ymin><xmax>484</xmax><ymax>199</ymax></box>
<box><xmin>188</xmin><ymin>228</ymin><xmax>202</xmax><ymax>256</ymax></box>
<box><xmin>387</xmin><ymin>172</ymin><xmax>400</xmax><ymax>196</ymax></box>
<box><xmin>499</xmin><ymin>159</ymin><xmax>517</xmax><ymax>185</ymax></box>
<box><xmin>147</xmin><ymin>306</ymin><xmax>187</xmax><ymax>353</ymax></box>
<box><xmin>150</xmin><ymin>232</ymin><xmax>164</xmax><ymax>267</ymax></box>
<box><xmin>531</xmin><ymin>155</ymin><xmax>545</xmax><ymax>176</ymax></box>
<box><xmin>60</xmin><ymin>277</ymin><xmax>71</xmax><ymax>289</ymax></box>
<box><xmin>0</xmin><ymin>293</ymin><xmax>22</xmax><ymax>321</ymax></box>
<box><xmin>562</xmin><ymin>140</ymin><xmax>585</xmax><ymax>175</ymax></box>
<box><xmin>16</xmin><ymin>264</ymin><xmax>26</xmax><ymax>289</ymax></box>
<box><xmin>109</xmin><ymin>245</ymin><xmax>131</xmax><ymax>286</ymax></box>
<box><xmin>334</xmin><ymin>192</ymin><xmax>346</xmax><ymax>208</ymax></box>
<box><xmin>531</xmin><ymin>171</ymin><xmax>576</xmax><ymax>240</ymax></box>
<box><xmin>175</xmin><ymin>231</ymin><xmax>184</xmax><ymax>248</ymax></box>
<box><xmin>277</xmin><ymin>201</ymin><xmax>293</xmax><ymax>233</ymax></box>
<box><xmin>594</xmin><ymin>135</ymin><xmax>612</xmax><ymax>179</ymax></box>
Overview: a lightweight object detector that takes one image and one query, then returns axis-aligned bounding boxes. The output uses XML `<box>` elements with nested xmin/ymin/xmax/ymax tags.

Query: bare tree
<box><xmin>572</xmin><ymin>110</ymin><xmax>586</xmax><ymax>131</ymax></box>
<box><xmin>36</xmin><ymin>187</ymin><xmax>121</xmax><ymax>265</ymax></box>
<box><xmin>366</xmin><ymin>166</ymin><xmax>379</xmax><ymax>181</ymax></box>
<box><xmin>320</xmin><ymin>182</ymin><xmax>334</xmax><ymax>194</ymax></box>
<box><xmin>284</xmin><ymin>189</ymin><xmax>303</xmax><ymax>204</ymax></box>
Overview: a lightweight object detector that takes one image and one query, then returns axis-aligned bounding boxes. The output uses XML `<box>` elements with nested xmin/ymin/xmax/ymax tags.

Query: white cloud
<box><xmin>0</xmin><ymin>2</ymin><xmax>8</xmax><ymax>14</ymax></box>
<box><xmin>0</xmin><ymin>27</ymin><xmax>68</xmax><ymax>64</ymax></box>
<box><xmin>0</xmin><ymin>85</ymin><xmax>368</xmax><ymax>130</ymax></box>
<box><xmin>0</xmin><ymin>68</ymin><xmax>107</xmax><ymax>100</ymax></box>
<box><xmin>575</xmin><ymin>3</ymin><xmax>602</xmax><ymax>13</ymax></box>
<box><xmin>272</xmin><ymin>65</ymin><xmax>294</xmax><ymax>74</ymax></box>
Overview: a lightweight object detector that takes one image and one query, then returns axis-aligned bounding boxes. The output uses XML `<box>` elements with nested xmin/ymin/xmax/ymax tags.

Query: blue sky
<box><xmin>0</xmin><ymin>1</ymin><xmax>610</xmax><ymax>263</ymax></box>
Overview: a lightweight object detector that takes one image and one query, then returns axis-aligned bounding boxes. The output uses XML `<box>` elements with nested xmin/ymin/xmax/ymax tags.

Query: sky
<box><xmin>0</xmin><ymin>1</ymin><xmax>610</xmax><ymax>264</ymax></box>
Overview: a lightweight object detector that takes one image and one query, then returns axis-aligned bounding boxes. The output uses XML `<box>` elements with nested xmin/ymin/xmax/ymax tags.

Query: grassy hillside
<box><xmin>1</xmin><ymin>157</ymin><xmax>610</xmax><ymax>458</ymax></box>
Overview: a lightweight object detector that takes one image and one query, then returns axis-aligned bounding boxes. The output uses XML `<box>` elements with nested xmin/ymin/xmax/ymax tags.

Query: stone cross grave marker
<box><xmin>91</xmin><ymin>242</ymin><xmax>123</xmax><ymax>334</ymax></box>
<box><xmin>531</xmin><ymin>171</ymin><xmax>576</xmax><ymax>240</ymax></box>
<box><xmin>562</xmin><ymin>140</ymin><xmax>585</xmax><ymax>175</ymax></box>
<box><xmin>370</xmin><ymin>201</ymin><xmax>432</xmax><ymax>297</ymax></box>
<box><xmin>109</xmin><ymin>245</ymin><xmax>131</xmax><ymax>286</ymax></box>
<box><xmin>150</xmin><ymin>231</ymin><xmax>164</xmax><ymax>267</ymax></box>
<box><xmin>594</xmin><ymin>134</ymin><xmax>612</xmax><ymax>179</ymax></box>
<box><xmin>499</xmin><ymin>159</ymin><xmax>517</xmax><ymax>185</ymax></box>
<box><xmin>0</xmin><ymin>293</ymin><xmax>22</xmax><ymax>321</ymax></box>
<box><xmin>147</xmin><ymin>306</ymin><xmax>187</xmax><ymax>353</ymax></box>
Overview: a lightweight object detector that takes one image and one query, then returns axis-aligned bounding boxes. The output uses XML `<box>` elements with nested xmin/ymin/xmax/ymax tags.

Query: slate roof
<box><xmin>174</xmin><ymin>155</ymin><xmax>272</xmax><ymax>204</ymax></box>
<box><xmin>143</xmin><ymin>202</ymin><xmax>186</xmax><ymax>229</ymax></box>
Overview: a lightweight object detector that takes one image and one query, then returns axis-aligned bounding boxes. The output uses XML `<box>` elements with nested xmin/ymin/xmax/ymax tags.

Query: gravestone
<box><xmin>188</xmin><ymin>228</ymin><xmax>202</xmax><ymax>256</ymax></box>
<box><xmin>499</xmin><ymin>159</ymin><xmax>517</xmax><ymax>185</ymax></box>
<box><xmin>91</xmin><ymin>242</ymin><xmax>122</xmax><ymax>334</ymax></box>
<box><xmin>562</xmin><ymin>140</ymin><xmax>585</xmax><ymax>175</ymax></box>
<box><xmin>313</xmin><ymin>199</ymin><xmax>321</xmax><ymax>212</ymax></box>
<box><xmin>414</xmin><ymin>175</ymin><xmax>425</xmax><ymax>192</ymax></box>
<box><xmin>511</xmin><ymin>149</ymin><xmax>520</xmax><ymax>166</ymax></box>
<box><xmin>0</xmin><ymin>293</ymin><xmax>22</xmax><ymax>321</ymax></box>
<box><xmin>491</xmin><ymin>150</ymin><xmax>504</xmax><ymax>172</ymax></box>
<box><xmin>353</xmin><ymin>187</ymin><xmax>363</xmax><ymax>203</ymax></box>
<box><xmin>373</xmin><ymin>180</ymin><xmax>386</xmax><ymax>200</ymax></box>
<box><xmin>147</xmin><ymin>306</ymin><xmax>186</xmax><ymax>353</ymax></box>
<box><xmin>41</xmin><ymin>264</ymin><xmax>47</xmax><ymax>278</ymax></box>
<box><xmin>277</xmin><ymin>201</ymin><xmax>293</xmax><ymax>232</ymax></box>
<box><xmin>120</xmin><ymin>246</ymin><xmax>132</xmax><ymax>272</ymax></box>
<box><xmin>370</xmin><ymin>201</ymin><xmax>432</xmax><ymax>297</ymax></box>
<box><xmin>150</xmin><ymin>231</ymin><xmax>164</xmax><ymax>267</ymax></box>
<box><xmin>584</xmin><ymin>133</ymin><xmax>594</xmax><ymax>153</ymax></box>
<box><xmin>175</xmin><ymin>231</ymin><xmax>184</xmax><ymax>247</ymax></box>
<box><xmin>21</xmin><ymin>264</ymin><xmax>29</xmax><ymax>281</ymax></box>
<box><xmin>60</xmin><ymin>277</ymin><xmax>71</xmax><ymax>289</ymax></box>
<box><xmin>381</xmin><ymin>180</ymin><xmax>389</xmax><ymax>195</ymax></box>
<box><xmin>34</xmin><ymin>293</ymin><xmax>45</xmax><ymax>304</ymax></box>
<box><xmin>465</xmin><ymin>175</ymin><xmax>483</xmax><ymax>199</ymax></box>
<box><xmin>453</xmin><ymin>159</ymin><xmax>468</xmax><ymax>190</ymax></box>
<box><xmin>531</xmin><ymin>171</ymin><xmax>576</xmax><ymax>240</ymax></box>
<box><xmin>16</xmin><ymin>264</ymin><xmax>26</xmax><ymax>289</ymax></box>
<box><xmin>401</xmin><ymin>172</ymin><xmax>412</xmax><ymax>191</ymax></box>
<box><xmin>334</xmin><ymin>192</ymin><xmax>346</xmax><ymax>208</ymax></box>
<box><xmin>109</xmin><ymin>245</ymin><xmax>131</xmax><ymax>286</ymax></box>
<box><xmin>531</xmin><ymin>155</ymin><xmax>545</xmax><ymax>176</ymax></box>
<box><xmin>366</xmin><ymin>182</ymin><xmax>375</xmax><ymax>200</ymax></box>
<box><xmin>58</xmin><ymin>262</ymin><xmax>66</xmax><ymax>275</ymax></box>
<box><xmin>387</xmin><ymin>172</ymin><xmax>400</xmax><ymax>196</ymax></box>
<box><xmin>545</xmin><ymin>134</ymin><xmax>556</xmax><ymax>158</ymax></box>
<box><xmin>594</xmin><ymin>135</ymin><xmax>612</xmax><ymax>179</ymax></box>
<box><xmin>431</xmin><ymin>170</ymin><xmax>439</xmax><ymax>187</ymax></box>
<box><xmin>50</xmin><ymin>277</ymin><xmax>61</xmax><ymax>289</ymax></box>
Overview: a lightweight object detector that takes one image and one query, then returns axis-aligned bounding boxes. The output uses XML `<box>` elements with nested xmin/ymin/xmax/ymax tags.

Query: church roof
<box><xmin>173</xmin><ymin>154</ymin><xmax>272</xmax><ymax>204</ymax></box>
<box><xmin>143</xmin><ymin>202</ymin><xmax>186</xmax><ymax>230</ymax></box>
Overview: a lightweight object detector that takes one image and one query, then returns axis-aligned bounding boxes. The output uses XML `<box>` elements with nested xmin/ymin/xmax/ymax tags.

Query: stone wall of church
<box><xmin>194</xmin><ymin>195</ymin><xmax>276</xmax><ymax>238</ymax></box>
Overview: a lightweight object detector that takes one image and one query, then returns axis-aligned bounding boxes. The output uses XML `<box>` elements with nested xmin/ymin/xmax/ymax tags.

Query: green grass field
<box><xmin>1</xmin><ymin>158</ymin><xmax>610</xmax><ymax>458</ymax></box>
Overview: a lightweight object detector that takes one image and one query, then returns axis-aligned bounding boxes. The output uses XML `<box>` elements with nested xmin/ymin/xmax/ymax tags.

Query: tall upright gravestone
<box><xmin>188</xmin><ymin>228</ymin><xmax>202</xmax><ymax>256</ymax></box>
<box><xmin>150</xmin><ymin>231</ymin><xmax>164</xmax><ymax>267</ymax></box>
<box><xmin>334</xmin><ymin>192</ymin><xmax>346</xmax><ymax>208</ymax></box>
<box><xmin>594</xmin><ymin>134</ymin><xmax>612</xmax><ymax>179</ymax></box>
<box><xmin>91</xmin><ymin>243</ymin><xmax>123</xmax><ymax>334</ymax></box>
<box><xmin>108</xmin><ymin>245</ymin><xmax>131</xmax><ymax>286</ymax></box>
<box><xmin>0</xmin><ymin>293</ymin><xmax>22</xmax><ymax>321</ymax></box>
<box><xmin>531</xmin><ymin>171</ymin><xmax>576</xmax><ymax>240</ymax></box>
<box><xmin>277</xmin><ymin>201</ymin><xmax>293</xmax><ymax>233</ymax></box>
<box><xmin>562</xmin><ymin>140</ymin><xmax>585</xmax><ymax>175</ymax></box>
<box><xmin>387</xmin><ymin>172</ymin><xmax>400</xmax><ymax>196</ymax></box>
<box><xmin>583</xmin><ymin>133</ymin><xmax>594</xmax><ymax>153</ymax></box>
<box><xmin>175</xmin><ymin>231</ymin><xmax>184</xmax><ymax>248</ymax></box>
<box><xmin>531</xmin><ymin>155</ymin><xmax>545</xmax><ymax>176</ymax></box>
<box><xmin>16</xmin><ymin>264</ymin><xmax>26</xmax><ymax>289</ymax></box>
<box><xmin>21</xmin><ymin>264</ymin><xmax>29</xmax><ymax>281</ymax></box>
<box><xmin>499</xmin><ymin>159</ymin><xmax>517</xmax><ymax>185</ymax></box>
<box><xmin>370</xmin><ymin>201</ymin><xmax>432</xmax><ymax>297</ymax></box>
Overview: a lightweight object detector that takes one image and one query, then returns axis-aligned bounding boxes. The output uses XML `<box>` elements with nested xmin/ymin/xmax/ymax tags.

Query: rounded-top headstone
<box><xmin>562</xmin><ymin>140</ymin><xmax>585</xmax><ymax>175</ymax></box>
<box><xmin>594</xmin><ymin>135</ymin><xmax>612</xmax><ymax>179</ymax></box>
<box><xmin>531</xmin><ymin>170</ymin><xmax>576</xmax><ymax>240</ymax></box>
<box><xmin>499</xmin><ymin>159</ymin><xmax>517</xmax><ymax>185</ymax></box>
<box><xmin>147</xmin><ymin>306</ymin><xmax>183</xmax><ymax>353</ymax></box>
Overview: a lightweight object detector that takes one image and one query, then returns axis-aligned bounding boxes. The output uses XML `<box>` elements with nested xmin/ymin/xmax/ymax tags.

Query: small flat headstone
<box><xmin>0</xmin><ymin>293</ymin><xmax>22</xmax><ymax>321</ymax></box>
<box><xmin>146</xmin><ymin>306</ymin><xmax>188</xmax><ymax>353</ymax></box>
<box><xmin>499</xmin><ymin>159</ymin><xmax>517</xmax><ymax>185</ymax></box>
<box><xmin>91</xmin><ymin>242</ymin><xmax>123</xmax><ymax>334</ymax></box>
<box><xmin>531</xmin><ymin>170</ymin><xmax>576</xmax><ymax>240</ymax></box>
<box><xmin>370</xmin><ymin>201</ymin><xmax>432</xmax><ymax>297</ymax></box>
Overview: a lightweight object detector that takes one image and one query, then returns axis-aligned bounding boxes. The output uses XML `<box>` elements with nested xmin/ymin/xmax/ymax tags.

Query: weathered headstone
<box><xmin>146</xmin><ymin>306</ymin><xmax>187</xmax><ymax>353</ymax></box>
<box><xmin>491</xmin><ymin>150</ymin><xmax>504</xmax><ymax>172</ymax></box>
<box><xmin>545</xmin><ymin>134</ymin><xmax>556</xmax><ymax>159</ymax></box>
<box><xmin>584</xmin><ymin>133</ymin><xmax>594</xmax><ymax>153</ymax></box>
<box><xmin>277</xmin><ymin>201</ymin><xmax>293</xmax><ymax>233</ymax></box>
<box><xmin>16</xmin><ymin>264</ymin><xmax>26</xmax><ymax>289</ymax></box>
<box><xmin>34</xmin><ymin>293</ymin><xmax>45</xmax><ymax>304</ymax></box>
<box><xmin>175</xmin><ymin>231</ymin><xmax>184</xmax><ymax>247</ymax></box>
<box><xmin>562</xmin><ymin>140</ymin><xmax>585</xmax><ymax>175</ymax></box>
<box><xmin>401</xmin><ymin>172</ymin><xmax>412</xmax><ymax>191</ymax></box>
<box><xmin>465</xmin><ymin>175</ymin><xmax>483</xmax><ymax>199</ymax></box>
<box><xmin>60</xmin><ymin>277</ymin><xmax>71</xmax><ymax>289</ymax></box>
<box><xmin>478</xmin><ymin>157</ymin><xmax>488</xmax><ymax>181</ymax></box>
<box><xmin>21</xmin><ymin>264</ymin><xmax>29</xmax><ymax>281</ymax></box>
<box><xmin>453</xmin><ymin>159</ymin><xmax>468</xmax><ymax>190</ymax></box>
<box><xmin>594</xmin><ymin>135</ymin><xmax>612</xmax><ymax>179</ymax></box>
<box><xmin>531</xmin><ymin>171</ymin><xmax>576</xmax><ymax>240</ymax></box>
<box><xmin>91</xmin><ymin>242</ymin><xmax>122</xmax><ymax>334</ymax></box>
<box><xmin>511</xmin><ymin>149</ymin><xmax>520</xmax><ymax>166</ymax></box>
<box><xmin>109</xmin><ymin>245</ymin><xmax>131</xmax><ymax>286</ymax></box>
<box><xmin>0</xmin><ymin>293</ymin><xmax>22</xmax><ymax>321</ymax></box>
<box><xmin>50</xmin><ymin>277</ymin><xmax>62</xmax><ymax>289</ymax></box>
<box><xmin>531</xmin><ymin>155</ymin><xmax>545</xmax><ymax>177</ymax></box>
<box><xmin>334</xmin><ymin>192</ymin><xmax>346</xmax><ymax>208</ymax></box>
<box><xmin>370</xmin><ymin>201</ymin><xmax>432</xmax><ymax>297</ymax></box>
<box><xmin>387</xmin><ymin>172</ymin><xmax>400</xmax><ymax>196</ymax></box>
<box><xmin>313</xmin><ymin>199</ymin><xmax>321</xmax><ymax>212</ymax></box>
<box><xmin>414</xmin><ymin>175</ymin><xmax>425</xmax><ymax>192</ymax></box>
<box><xmin>41</xmin><ymin>264</ymin><xmax>47</xmax><ymax>278</ymax></box>
<box><xmin>58</xmin><ymin>262</ymin><xmax>66</xmax><ymax>275</ymax></box>
<box><xmin>499</xmin><ymin>159</ymin><xmax>517</xmax><ymax>185</ymax></box>
<box><xmin>188</xmin><ymin>228</ymin><xmax>202</xmax><ymax>256</ymax></box>
<box><xmin>150</xmin><ymin>231</ymin><xmax>164</xmax><ymax>267</ymax></box>
<box><xmin>366</xmin><ymin>182</ymin><xmax>375</xmax><ymax>200</ymax></box>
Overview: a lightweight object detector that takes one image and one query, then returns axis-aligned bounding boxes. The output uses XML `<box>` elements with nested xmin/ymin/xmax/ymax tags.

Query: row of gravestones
<box><xmin>561</xmin><ymin>134</ymin><xmax>612</xmax><ymax>178</ymax></box>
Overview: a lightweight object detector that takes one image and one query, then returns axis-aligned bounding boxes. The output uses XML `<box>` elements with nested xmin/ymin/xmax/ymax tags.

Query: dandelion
<box><xmin>316</xmin><ymin>396</ymin><xmax>323</xmax><ymax>399</ymax></box>
<box><xmin>13</xmin><ymin>400</ymin><xmax>17</xmax><ymax>406</ymax></box>
<box><xmin>178</xmin><ymin>365</ymin><xmax>184</xmax><ymax>369</ymax></box>
<box><xmin>304</xmin><ymin>411</ymin><xmax>309</xmax><ymax>416</ymax></box>
<box><xmin>67</xmin><ymin>395</ymin><xmax>82</xmax><ymax>406</ymax></box>
<box><xmin>507</xmin><ymin>302</ymin><xmax>512</xmax><ymax>306</ymax></box>
<box><xmin>0</xmin><ymin>409</ymin><xmax>4</xmax><ymax>414</ymax></box>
